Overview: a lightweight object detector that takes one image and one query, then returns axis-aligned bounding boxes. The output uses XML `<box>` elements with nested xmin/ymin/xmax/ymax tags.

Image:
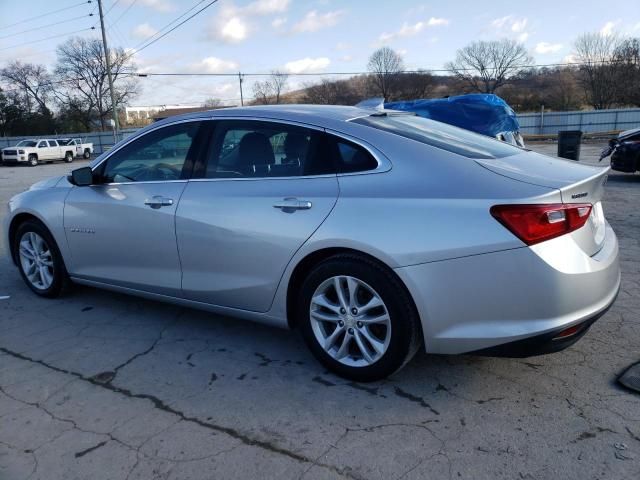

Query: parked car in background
<box><xmin>599</xmin><ymin>127</ymin><xmax>640</xmax><ymax>173</ymax></box>
<box><xmin>4</xmin><ymin>105</ymin><xmax>619</xmax><ymax>381</ymax></box>
<box><xmin>1</xmin><ymin>139</ymin><xmax>77</xmax><ymax>166</ymax></box>
<box><xmin>57</xmin><ymin>138</ymin><xmax>94</xmax><ymax>159</ymax></box>
<box><xmin>385</xmin><ymin>94</ymin><xmax>525</xmax><ymax>147</ymax></box>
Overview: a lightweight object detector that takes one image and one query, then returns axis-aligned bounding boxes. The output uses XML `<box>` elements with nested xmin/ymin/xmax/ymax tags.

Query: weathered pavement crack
<box><xmin>74</xmin><ymin>440</ymin><xmax>107</xmax><ymax>458</ymax></box>
<box><xmin>0</xmin><ymin>345</ymin><xmax>357</xmax><ymax>479</ymax></box>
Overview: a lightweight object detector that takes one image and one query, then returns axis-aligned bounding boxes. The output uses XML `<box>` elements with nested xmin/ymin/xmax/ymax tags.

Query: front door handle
<box><xmin>145</xmin><ymin>196</ymin><xmax>174</xmax><ymax>209</ymax></box>
<box><xmin>273</xmin><ymin>198</ymin><xmax>312</xmax><ymax>210</ymax></box>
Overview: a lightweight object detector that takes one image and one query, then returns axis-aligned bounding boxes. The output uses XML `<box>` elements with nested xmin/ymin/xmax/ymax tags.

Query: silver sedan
<box><xmin>4</xmin><ymin>106</ymin><xmax>620</xmax><ymax>381</ymax></box>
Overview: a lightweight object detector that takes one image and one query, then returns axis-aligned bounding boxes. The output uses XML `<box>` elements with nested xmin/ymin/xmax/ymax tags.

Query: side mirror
<box><xmin>70</xmin><ymin>166</ymin><xmax>94</xmax><ymax>186</ymax></box>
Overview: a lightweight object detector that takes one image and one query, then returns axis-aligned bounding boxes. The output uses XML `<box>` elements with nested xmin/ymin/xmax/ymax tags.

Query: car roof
<box><xmin>619</xmin><ymin>127</ymin><xmax>640</xmax><ymax>139</ymax></box>
<box><xmin>155</xmin><ymin>104</ymin><xmax>375</xmax><ymax>127</ymax></box>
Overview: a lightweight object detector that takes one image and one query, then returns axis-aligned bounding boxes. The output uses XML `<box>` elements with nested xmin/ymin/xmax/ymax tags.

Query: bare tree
<box><xmin>367</xmin><ymin>47</ymin><xmax>404</xmax><ymax>100</ymax></box>
<box><xmin>54</xmin><ymin>37</ymin><xmax>139</xmax><ymax>130</ymax></box>
<box><xmin>202</xmin><ymin>97</ymin><xmax>222</xmax><ymax>108</ymax></box>
<box><xmin>573</xmin><ymin>33</ymin><xmax>623</xmax><ymax>109</ymax></box>
<box><xmin>302</xmin><ymin>78</ymin><xmax>360</xmax><ymax>104</ymax></box>
<box><xmin>613</xmin><ymin>37</ymin><xmax>640</xmax><ymax>106</ymax></box>
<box><xmin>252</xmin><ymin>70</ymin><xmax>289</xmax><ymax>104</ymax></box>
<box><xmin>0</xmin><ymin>61</ymin><xmax>54</xmax><ymax>115</ymax></box>
<box><xmin>445</xmin><ymin>39</ymin><xmax>533</xmax><ymax>93</ymax></box>
<box><xmin>394</xmin><ymin>70</ymin><xmax>434</xmax><ymax>100</ymax></box>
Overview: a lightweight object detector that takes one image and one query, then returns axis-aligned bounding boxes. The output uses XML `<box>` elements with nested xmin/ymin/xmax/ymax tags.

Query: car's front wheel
<box><xmin>14</xmin><ymin>220</ymin><xmax>70</xmax><ymax>298</ymax></box>
<box><xmin>298</xmin><ymin>254</ymin><xmax>422</xmax><ymax>382</ymax></box>
<box><xmin>64</xmin><ymin>152</ymin><xmax>74</xmax><ymax>163</ymax></box>
<box><xmin>28</xmin><ymin>154</ymin><xmax>38</xmax><ymax>167</ymax></box>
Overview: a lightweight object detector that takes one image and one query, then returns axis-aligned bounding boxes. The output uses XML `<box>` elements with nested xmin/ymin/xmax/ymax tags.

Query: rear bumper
<box><xmin>395</xmin><ymin>222</ymin><xmax>620</xmax><ymax>355</ymax></box>
<box><xmin>470</xmin><ymin>287</ymin><xmax>618</xmax><ymax>357</ymax></box>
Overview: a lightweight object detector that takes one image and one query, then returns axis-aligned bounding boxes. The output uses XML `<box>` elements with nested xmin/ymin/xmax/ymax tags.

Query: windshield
<box><xmin>16</xmin><ymin>140</ymin><xmax>37</xmax><ymax>147</ymax></box>
<box><xmin>352</xmin><ymin>114</ymin><xmax>522</xmax><ymax>159</ymax></box>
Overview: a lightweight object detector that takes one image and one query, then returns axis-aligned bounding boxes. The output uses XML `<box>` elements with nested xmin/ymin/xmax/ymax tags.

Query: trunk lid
<box><xmin>476</xmin><ymin>150</ymin><xmax>610</xmax><ymax>256</ymax></box>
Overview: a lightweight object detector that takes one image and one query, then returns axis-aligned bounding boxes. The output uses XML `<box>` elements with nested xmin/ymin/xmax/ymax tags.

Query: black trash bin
<box><xmin>557</xmin><ymin>130</ymin><xmax>583</xmax><ymax>161</ymax></box>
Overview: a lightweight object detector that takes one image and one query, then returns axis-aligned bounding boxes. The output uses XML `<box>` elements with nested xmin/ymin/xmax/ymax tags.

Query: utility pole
<box><xmin>97</xmin><ymin>0</ymin><xmax>120</xmax><ymax>134</ymax></box>
<box><xmin>238</xmin><ymin>72</ymin><xmax>244</xmax><ymax>106</ymax></box>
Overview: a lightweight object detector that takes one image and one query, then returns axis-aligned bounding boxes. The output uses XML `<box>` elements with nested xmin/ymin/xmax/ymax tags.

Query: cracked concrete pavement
<box><xmin>0</xmin><ymin>144</ymin><xmax>639</xmax><ymax>479</ymax></box>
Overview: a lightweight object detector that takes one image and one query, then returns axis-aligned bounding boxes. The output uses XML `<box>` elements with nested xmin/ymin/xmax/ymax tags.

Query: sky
<box><xmin>0</xmin><ymin>0</ymin><xmax>639</xmax><ymax>107</ymax></box>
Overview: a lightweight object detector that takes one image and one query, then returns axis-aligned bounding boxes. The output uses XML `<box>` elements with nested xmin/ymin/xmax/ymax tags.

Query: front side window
<box><xmin>352</xmin><ymin>114</ymin><xmax>522</xmax><ymax>159</ymax></box>
<box><xmin>99</xmin><ymin>122</ymin><xmax>203</xmax><ymax>183</ymax></box>
<box><xmin>38</xmin><ymin>141</ymin><xmax>47</xmax><ymax>148</ymax></box>
<box><xmin>205</xmin><ymin>120</ymin><xmax>335</xmax><ymax>178</ymax></box>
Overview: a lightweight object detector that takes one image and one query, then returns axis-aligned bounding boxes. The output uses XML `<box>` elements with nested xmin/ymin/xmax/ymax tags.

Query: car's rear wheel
<box><xmin>28</xmin><ymin>154</ymin><xmax>38</xmax><ymax>167</ymax></box>
<box><xmin>83</xmin><ymin>149</ymin><xmax>91</xmax><ymax>159</ymax></box>
<box><xmin>298</xmin><ymin>254</ymin><xmax>421</xmax><ymax>382</ymax></box>
<box><xmin>14</xmin><ymin>220</ymin><xmax>70</xmax><ymax>298</ymax></box>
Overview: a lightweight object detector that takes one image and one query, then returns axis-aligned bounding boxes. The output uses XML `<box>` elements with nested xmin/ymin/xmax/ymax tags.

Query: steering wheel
<box><xmin>145</xmin><ymin>162</ymin><xmax>181</xmax><ymax>181</ymax></box>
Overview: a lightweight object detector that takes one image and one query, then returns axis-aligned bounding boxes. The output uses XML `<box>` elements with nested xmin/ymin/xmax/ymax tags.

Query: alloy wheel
<box><xmin>309</xmin><ymin>275</ymin><xmax>391</xmax><ymax>367</ymax></box>
<box><xmin>19</xmin><ymin>232</ymin><xmax>54</xmax><ymax>290</ymax></box>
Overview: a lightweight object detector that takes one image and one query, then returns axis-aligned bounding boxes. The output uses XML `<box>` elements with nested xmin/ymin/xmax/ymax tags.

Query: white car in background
<box><xmin>1</xmin><ymin>139</ymin><xmax>77</xmax><ymax>166</ymax></box>
<box><xmin>57</xmin><ymin>138</ymin><xmax>94</xmax><ymax>159</ymax></box>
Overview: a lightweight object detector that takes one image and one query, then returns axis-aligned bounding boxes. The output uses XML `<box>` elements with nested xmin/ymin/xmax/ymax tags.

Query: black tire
<box><xmin>64</xmin><ymin>151</ymin><xmax>74</xmax><ymax>163</ymax></box>
<box><xmin>28</xmin><ymin>154</ymin><xmax>38</xmax><ymax>167</ymax></box>
<box><xmin>83</xmin><ymin>149</ymin><xmax>91</xmax><ymax>159</ymax></box>
<box><xmin>13</xmin><ymin>219</ymin><xmax>70</xmax><ymax>298</ymax></box>
<box><xmin>298</xmin><ymin>254</ymin><xmax>422</xmax><ymax>382</ymax></box>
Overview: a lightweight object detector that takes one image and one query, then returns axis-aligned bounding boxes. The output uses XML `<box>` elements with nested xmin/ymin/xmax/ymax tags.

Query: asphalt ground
<box><xmin>0</xmin><ymin>143</ymin><xmax>639</xmax><ymax>480</ymax></box>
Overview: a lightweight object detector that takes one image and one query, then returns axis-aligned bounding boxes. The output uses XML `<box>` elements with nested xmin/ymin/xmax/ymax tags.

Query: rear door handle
<box><xmin>273</xmin><ymin>198</ymin><xmax>312</xmax><ymax>210</ymax></box>
<box><xmin>145</xmin><ymin>196</ymin><xmax>174</xmax><ymax>209</ymax></box>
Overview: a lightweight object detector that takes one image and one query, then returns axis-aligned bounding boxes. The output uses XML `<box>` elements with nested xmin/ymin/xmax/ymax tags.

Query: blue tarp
<box><xmin>384</xmin><ymin>94</ymin><xmax>520</xmax><ymax>138</ymax></box>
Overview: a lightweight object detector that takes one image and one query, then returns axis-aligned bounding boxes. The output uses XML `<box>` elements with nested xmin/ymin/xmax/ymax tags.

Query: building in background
<box><xmin>124</xmin><ymin>104</ymin><xmax>201</xmax><ymax>126</ymax></box>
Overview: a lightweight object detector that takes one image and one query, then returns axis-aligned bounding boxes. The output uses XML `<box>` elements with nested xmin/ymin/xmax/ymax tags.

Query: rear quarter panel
<box><xmin>267</xmin><ymin>135</ymin><xmax>561</xmax><ymax>320</ymax></box>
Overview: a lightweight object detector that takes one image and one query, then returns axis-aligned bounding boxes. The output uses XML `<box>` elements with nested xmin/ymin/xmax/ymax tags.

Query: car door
<box><xmin>176</xmin><ymin>119</ymin><xmax>339</xmax><ymax>312</ymax></box>
<box><xmin>47</xmin><ymin>140</ymin><xmax>59</xmax><ymax>159</ymax></box>
<box><xmin>37</xmin><ymin>140</ymin><xmax>48</xmax><ymax>159</ymax></box>
<box><xmin>64</xmin><ymin>120</ymin><xmax>209</xmax><ymax>296</ymax></box>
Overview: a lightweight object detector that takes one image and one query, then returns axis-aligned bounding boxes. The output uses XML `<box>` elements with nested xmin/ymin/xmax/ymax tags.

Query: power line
<box><xmin>0</xmin><ymin>72</ymin><xmax>139</xmax><ymax>95</ymax></box>
<box><xmin>109</xmin><ymin>0</ymin><xmax>139</xmax><ymax>27</ymax></box>
<box><xmin>0</xmin><ymin>1</ymin><xmax>93</xmax><ymax>31</ymax></box>
<box><xmin>125</xmin><ymin>0</ymin><xmax>216</xmax><ymax>59</ymax></box>
<box><xmin>129</xmin><ymin>58</ymin><xmax>628</xmax><ymax>78</ymax></box>
<box><xmin>0</xmin><ymin>14</ymin><xmax>95</xmax><ymax>41</ymax></box>
<box><xmin>131</xmin><ymin>0</ymin><xmax>207</xmax><ymax>51</ymax></box>
<box><xmin>0</xmin><ymin>27</ymin><xmax>96</xmax><ymax>52</ymax></box>
<box><xmin>104</xmin><ymin>0</ymin><xmax>122</xmax><ymax>16</ymax></box>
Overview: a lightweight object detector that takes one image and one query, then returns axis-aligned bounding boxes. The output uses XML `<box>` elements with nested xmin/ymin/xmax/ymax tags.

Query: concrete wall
<box><xmin>2</xmin><ymin>107</ymin><xmax>640</xmax><ymax>147</ymax></box>
<box><xmin>517</xmin><ymin>107</ymin><xmax>640</xmax><ymax>135</ymax></box>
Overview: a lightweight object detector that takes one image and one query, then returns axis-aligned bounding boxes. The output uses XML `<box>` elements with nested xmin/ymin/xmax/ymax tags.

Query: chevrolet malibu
<box><xmin>4</xmin><ymin>105</ymin><xmax>620</xmax><ymax>381</ymax></box>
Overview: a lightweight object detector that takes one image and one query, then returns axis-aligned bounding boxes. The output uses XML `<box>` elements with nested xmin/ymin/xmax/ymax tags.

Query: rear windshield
<box><xmin>57</xmin><ymin>139</ymin><xmax>71</xmax><ymax>145</ymax></box>
<box><xmin>352</xmin><ymin>114</ymin><xmax>522</xmax><ymax>159</ymax></box>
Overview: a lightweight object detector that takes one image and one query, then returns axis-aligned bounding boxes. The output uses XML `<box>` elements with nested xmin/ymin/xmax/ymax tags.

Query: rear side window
<box><xmin>205</xmin><ymin>120</ymin><xmax>336</xmax><ymax>178</ymax></box>
<box><xmin>330</xmin><ymin>136</ymin><xmax>378</xmax><ymax>173</ymax></box>
<box><xmin>352</xmin><ymin>115</ymin><xmax>521</xmax><ymax>159</ymax></box>
<box><xmin>48</xmin><ymin>140</ymin><xmax>58</xmax><ymax>147</ymax></box>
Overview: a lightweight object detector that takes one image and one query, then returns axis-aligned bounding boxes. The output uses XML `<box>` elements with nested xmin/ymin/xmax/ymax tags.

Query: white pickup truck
<box><xmin>1</xmin><ymin>139</ymin><xmax>77</xmax><ymax>166</ymax></box>
<box><xmin>57</xmin><ymin>138</ymin><xmax>93</xmax><ymax>159</ymax></box>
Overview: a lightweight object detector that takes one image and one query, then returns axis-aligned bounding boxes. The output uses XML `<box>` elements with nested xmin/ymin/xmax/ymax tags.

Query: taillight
<box><xmin>490</xmin><ymin>203</ymin><xmax>592</xmax><ymax>246</ymax></box>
